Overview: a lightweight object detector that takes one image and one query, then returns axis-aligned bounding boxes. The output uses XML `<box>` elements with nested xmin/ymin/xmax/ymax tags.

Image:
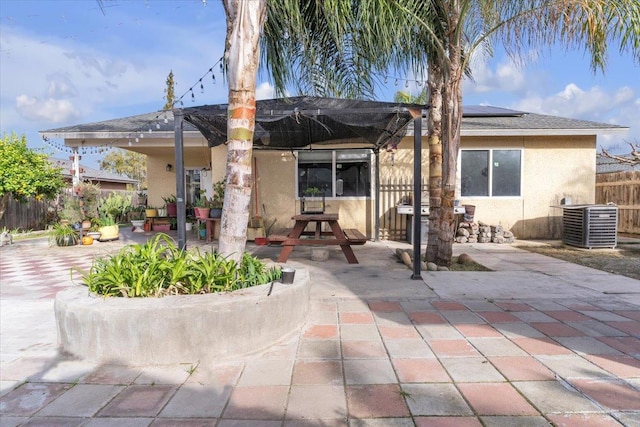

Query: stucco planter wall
<box><xmin>55</xmin><ymin>269</ymin><xmax>310</xmax><ymax>365</ymax></box>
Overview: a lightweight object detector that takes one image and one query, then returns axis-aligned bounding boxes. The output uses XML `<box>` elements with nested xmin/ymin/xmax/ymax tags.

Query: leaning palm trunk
<box><xmin>219</xmin><ymin>0</ymin><xmax>267</xmax><ymax>262</ymax></box>
<box><xmin>425</xmin><ymin>62</ymin><xmax>443</xmax><ymax>264</ymax></box>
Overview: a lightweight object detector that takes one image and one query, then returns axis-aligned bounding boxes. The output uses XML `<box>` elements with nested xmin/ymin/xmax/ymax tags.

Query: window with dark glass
<box><xmin>461</xmin><ymin>149</ymin><xmax>521</xmax><ymax>197</ymax></box>
<box><xmin>297</xmin><ymin>150</ymin><xmax>371</xmax><ymax>198</ymax></box>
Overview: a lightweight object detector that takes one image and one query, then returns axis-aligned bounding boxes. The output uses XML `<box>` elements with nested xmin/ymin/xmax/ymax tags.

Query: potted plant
<box><xmin>209</xmin><ymin>179</ymin><xmax>225</xmax><ymax>218</ymax></box>
<box><xmin>49</xmin><ymin>223</ymin><xmax>78</xmax><ymax>247</ymax></box>
<box><xmin>145</xmin><ymin>206</ymin><xmax>158</xmax><ymax>218</ymax></box>
<box><xmin>97</xmin><ymin>215</ymin><xmax>119</xmax><ymax>241</ymax></box>
<box><xmin>130</xmin><ymin>206</ymin><xmax>146</xmax><ymax>233</ymax></box>
<box><xmin>194</xmin><ymin>194</ymin><xmax>211</xmax><ymax>219</ymax></box>
<box><xmin>59</xmin><ymin>196</ymin><xmax>83</xmax><ymax>227</ymax></box>
<box><xmin>163</xmin><ymin>195</ymin><xmax>178</xmax><ymax>217</ymax></box>
<box><xmin>301</xmin><ymin>186</ymin><xmax>325</xmax><ymax>214</ymax></box>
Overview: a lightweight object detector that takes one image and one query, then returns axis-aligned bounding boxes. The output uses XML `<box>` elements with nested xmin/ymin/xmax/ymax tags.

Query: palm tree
<box><xmin>393</xmin><ymin>0</ymin><xmax>640</xmax><ymax>265</ymax></box>
<box><xmin>217</xmin><ymin>0</ymin><xmax>267</xmax><ymax>261</ymax></box>
<box><xmin>219</xmin><ymin>0</ymin><xmax>639</xmax><ymax>263</ymax></box>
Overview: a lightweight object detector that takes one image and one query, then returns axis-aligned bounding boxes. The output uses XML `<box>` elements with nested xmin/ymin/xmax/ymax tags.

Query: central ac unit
<box><xmin>562</xmin><ymin>204</ymin><xmax>618</xmax><ymax>249</ymax></box>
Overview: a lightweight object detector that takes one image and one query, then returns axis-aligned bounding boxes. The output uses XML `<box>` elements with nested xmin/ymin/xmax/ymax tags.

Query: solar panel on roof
<box><xmin>463</xmin><ymin>105</ymin><xmax>525</xmax><ymax>117</ymax></box>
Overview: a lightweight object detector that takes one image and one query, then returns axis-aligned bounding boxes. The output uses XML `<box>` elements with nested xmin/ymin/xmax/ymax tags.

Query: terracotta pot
<box><xmin>166</xmin><ymin>203</ymin><xmax>177</xmax><ymax>217</ymax></box>
<box><xmin>195</xmin><ymin>207</ymin><xmax>210</xmax><ymax>219</ymax></box>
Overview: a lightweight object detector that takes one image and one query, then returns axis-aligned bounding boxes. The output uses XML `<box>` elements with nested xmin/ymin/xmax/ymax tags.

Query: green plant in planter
<box><xmin>211</xmin><ymin>179</ymin><xmax>225</xmax><ymax>209</ymax></box>
<box><xmin>80</xmin><ymin>233</ymin><xmax>282</xmax><ymax>297</ymax></box>
<box><xmin>49</xmin><ymin>223</ymin><xmax>78</xmax><ymax>247</ymax></box>
<box><xmin>59</xmin><ymin>196</ymin><xmax>83</xmax><ymax>225</ymax></box>
<box><xmin>162</xmin><ymin>194</ymin><xmax>177</xmax><ymax>205</ymax></box>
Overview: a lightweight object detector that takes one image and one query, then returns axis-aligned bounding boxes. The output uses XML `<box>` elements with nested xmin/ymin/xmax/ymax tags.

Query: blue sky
<box><xmin>1</xmin><ymin>0</ymin><xmax>638</xmax><ymax>167</ymax></box>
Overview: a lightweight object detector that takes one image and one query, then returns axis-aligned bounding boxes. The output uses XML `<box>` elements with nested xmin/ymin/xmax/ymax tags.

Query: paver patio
<box><xmin>1</xmin><ymin>230</ymin><xmax>639</xmax><ymax>426</ymax></box>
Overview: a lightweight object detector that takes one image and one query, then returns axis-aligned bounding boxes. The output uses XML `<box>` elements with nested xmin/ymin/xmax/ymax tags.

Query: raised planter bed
<box><xmin>55</xmin><ymin>270</ymin><xmax>310</xmax><ymax>365</ymax></box>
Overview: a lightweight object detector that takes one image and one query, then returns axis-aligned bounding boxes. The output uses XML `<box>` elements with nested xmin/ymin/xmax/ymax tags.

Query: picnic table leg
<box><xmin>276</xmin><ymin>220</ymin><xmax>307</xmax><ymax>263</ymax></box>
<box><xmin>327</xmin><ymin>221</ymin><xmax>359</xmax><ymax>264</ymax></box>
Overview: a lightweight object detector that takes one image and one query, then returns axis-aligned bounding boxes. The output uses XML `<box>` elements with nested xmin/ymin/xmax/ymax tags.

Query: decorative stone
<box><xmin>437</xmin><ymin>266</ymin><xmax>449</xmax><ymax>271</ymax></box>
<box><xmin>458</xmin><ymin>253</ymin><xmax>473</xmax><ymax>264</ymax></box>
<box><xmin>427</xmin><ymin>262</ymin><xmax>438</xmax><ymax>271</ymax></box>
<box><xmin>401</xmin><ymin>251</ymin><xmax>412</xmax><ymax>267</ymax></box>
<box><xmin>311</xmin><ymin>247</ymin><xmax>329</xmax><ymax>262</ymax></box>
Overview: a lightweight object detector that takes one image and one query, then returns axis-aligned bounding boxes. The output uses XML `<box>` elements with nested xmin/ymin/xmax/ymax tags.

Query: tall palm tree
<box><xmin>218</xmin><ymin>0</ymin><xmax>267</xmax><ymax>261</ymax></box>
<box><xmin>396</xmin><ymin>0</ymin><xmax>639</xmax><ymax>265</ymax></box>
<box><xmin>219</xmin><ymin>0</ymin><xmax>639</xmax><ymax>263</ymax></box>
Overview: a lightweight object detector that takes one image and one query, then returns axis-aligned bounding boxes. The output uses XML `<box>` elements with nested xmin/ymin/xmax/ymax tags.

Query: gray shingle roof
<box><xmin>50</xmin><ymin>158</ymin><xmax>138</xmax><ymax>184</ymax></box>
<box><xmin>596</xmin><ymin>156</ymin><xmax>640</xmax><ymax>174</ymax></box>
<box><xmin>40</xmin><ymin>103</ymin><xmax>627</xmax><ymax>141</ymax></box>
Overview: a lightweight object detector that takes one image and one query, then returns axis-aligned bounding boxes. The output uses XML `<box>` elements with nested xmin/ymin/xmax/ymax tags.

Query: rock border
<box><xmin>54</xmin><ymin>269</ymin><xmax>310</xmax><ymax>365</ymax></box>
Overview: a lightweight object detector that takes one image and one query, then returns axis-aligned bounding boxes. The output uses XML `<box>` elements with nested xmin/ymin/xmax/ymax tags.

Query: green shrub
<box><xmin>81</xmin><ymin>234</ymin><xmax>282</xmax><ymax>297</ymax></box>
<box><xmin>98</xmin><ymin>193</ymin><xmax>132</xmax><ymax>224</ymax></box>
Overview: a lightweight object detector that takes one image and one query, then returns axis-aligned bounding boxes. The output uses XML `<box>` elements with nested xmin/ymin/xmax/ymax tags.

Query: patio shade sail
<box><xmin>181</xmin><ymin>96</ymin><xmax>424</xmax><ymax>150</ymax></box>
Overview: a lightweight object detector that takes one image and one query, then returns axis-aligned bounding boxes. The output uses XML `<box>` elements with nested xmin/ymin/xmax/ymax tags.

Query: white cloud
<box><xmin>464</xmin><ymin>54</ymin><xmax>527</xmax><ymax>94</ymax></box>
<box><xmin>514</xmin><ymin>83</ymin><xmax>637</xmax><ymax>122</ymax></box>
<box><xmin>256</xmin><ymin>82</ymin><xmax>276</xmax><ymax>100</ymax></box>
<box><xmin>16</xmin><ymin>95</ymin><xmax>80</xmax><ymax>123</ymax></box>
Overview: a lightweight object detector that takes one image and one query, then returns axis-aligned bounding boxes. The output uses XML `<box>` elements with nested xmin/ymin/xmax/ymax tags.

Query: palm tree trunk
<box><xmin>425</xmin><ymin>62</ymin><xmax>443</xmax><ymax>264</ymax></box>
<box><xmin>219</xmin><ymin>0</ymin><xmax>267</xmax><ymax>262</ymax></box>
<box><xmin>436</xmin><ymin>1</ymin><xmax>463</xmax><ymax>267</ymax></box>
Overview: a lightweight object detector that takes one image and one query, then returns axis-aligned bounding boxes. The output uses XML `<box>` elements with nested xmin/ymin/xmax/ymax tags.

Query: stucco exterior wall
<box><xmin>456</xmin><ymin>135</ymin><xmax>596</xmax><ymax>239</ymax></box>
<box><xmin>144</xmin><ymin>134</ymin><xmax>596</xmax><ymax>240</ymax></box>
<box><xmin>146</xmin><ymin>145</ymin><xmax>222</xmax><ymax>208</ymax></box>
<box><xmin>253</xmin><ymin>151</ymin><xmax>372</xmax><ymax>235</ymax></box>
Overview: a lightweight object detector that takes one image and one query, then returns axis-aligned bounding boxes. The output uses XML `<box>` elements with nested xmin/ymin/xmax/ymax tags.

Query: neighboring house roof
<box><xmin>50</xmin><ymin>158</ymin><xmax>138</xmax><ymax>185</ymax></box>
<box><xmin>596</xmin><ymin>155</ymin><xmax>640</xmax><ymax>174</ymax></box>
<box><xmin>40</xmin><ymin>99</ymin><xmax>628</xmax><ymax>148</ymax></box>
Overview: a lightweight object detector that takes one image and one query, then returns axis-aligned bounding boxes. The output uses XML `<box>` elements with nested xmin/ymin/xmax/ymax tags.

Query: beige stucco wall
<box><xmin>145</xmin><ymin>134</ymin><xmax>596</xmax><ymax>240</ymax></box>
<box><xmin>456</xmin><ymin>135</ymin><xmax>596</xmax><ymax>239</ymax></box>
<box><xmin>253</xmin><ymin>151</ymin><xmax>373</xmax><ymax>235</ymax></box>
<box><xmin>146</xmin><ymin>145</ymin><xmax>225</xmax><ymax>208</ymax></box>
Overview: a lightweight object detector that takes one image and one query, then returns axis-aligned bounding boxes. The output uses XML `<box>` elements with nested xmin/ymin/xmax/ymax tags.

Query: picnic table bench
<box><xmin>267</xmin><ymin>213</ymin><xmax>367</xmax><ymax>263</ymax></box>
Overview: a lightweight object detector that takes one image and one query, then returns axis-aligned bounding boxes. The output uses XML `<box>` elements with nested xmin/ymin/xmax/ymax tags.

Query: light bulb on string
<box><xmin>156</xmin><ymin>122</ymin><xmax>161</xmax><ymax>129</ymax></box>
<box><xmin>211</xmin><ymin>72</ymin><xmax>216</xmax><ymax>83</ymax></box>
<box><xmin>405</xmin><ymin>80</ymin><xmax>409</xmax><ymax>88</ymax></box>
<box><xmin>384</xmin><ymin>76</ymin><xmax>388</xmax><ymax>84</ymax></box>
<box><xmin>139</xmin><ymin>132</ymin><xmax>144</xmax><ymax>139</ymax></box>
<box><xmin>191</xmin><ymin>90</ymin><xmax>195</xmax><ymax>102</ymax></box>
<box><xmin>200</xmin><ymin>80</ymin><xmax>204</xmax><ymax>94</ymax></box>
<box><xmin>394</xmin><ymin>78</ymin><xmax>398</xmax><ymax>86</ymax></box>
<box><xmin>135</xmin><ymin>137</ymin><xmax>139</xmax><ymax>143</ymax></box>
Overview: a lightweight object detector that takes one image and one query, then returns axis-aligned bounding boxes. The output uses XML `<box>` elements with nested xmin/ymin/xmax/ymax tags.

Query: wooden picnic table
<box><xmin>268</xmin><ymin>213</ymin><xmax>367</xmax><ymax>264</ymax></box>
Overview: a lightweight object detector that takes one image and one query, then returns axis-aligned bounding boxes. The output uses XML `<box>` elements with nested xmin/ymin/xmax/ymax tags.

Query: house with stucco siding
<box><xmin>40</xmin><ymin>98</ymin><xmax>626</xmax><ymax>241</ymax></box>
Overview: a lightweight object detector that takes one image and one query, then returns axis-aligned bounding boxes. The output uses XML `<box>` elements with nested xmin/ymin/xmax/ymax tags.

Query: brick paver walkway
<box><xmin>1</xmin><ymin>234</ymin><xmax>639</xmax><ymax>426</ymax></box>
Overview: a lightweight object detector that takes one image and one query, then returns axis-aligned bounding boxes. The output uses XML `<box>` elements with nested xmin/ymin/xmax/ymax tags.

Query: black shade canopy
<box><xmin>181</xmin><ymin>96</ymin><xmax>423</xmax><ymax>150</ymax></box>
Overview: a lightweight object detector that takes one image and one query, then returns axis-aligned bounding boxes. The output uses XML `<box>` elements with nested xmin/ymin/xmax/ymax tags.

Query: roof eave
<box><xmin>460</xmin><ymin>127</ymin><xmax>629</xmax><ymax>137</ymax></box>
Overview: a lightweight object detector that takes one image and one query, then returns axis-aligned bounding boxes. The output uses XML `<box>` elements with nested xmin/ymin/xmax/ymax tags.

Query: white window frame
<box><xmin>295</xmin><ymin>149</ymin><xmax>373</xmax><ymax>199</ymax></box>
<box><xmin>459</xmin><ymin>148</ymin><xmax>523</xmax><ymax>198</ymax></box>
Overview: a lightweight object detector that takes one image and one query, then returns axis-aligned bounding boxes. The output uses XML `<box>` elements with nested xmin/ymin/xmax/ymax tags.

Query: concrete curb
<box><xmin>54</xmin><ymin>269</ymin><xmax>310</xmax><ymax>365</ymax></box>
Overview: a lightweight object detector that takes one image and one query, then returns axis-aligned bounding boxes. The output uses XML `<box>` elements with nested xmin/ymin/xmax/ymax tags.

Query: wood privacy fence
<box><xmin>0</xmin><ymin>194</ymin><xmax>52</xmax><ymax>231</ymax></box>
<box><xmin>0</xmin><ymin>189</ymin><xmax>140</xmax><ymax>232</ymax></box>
<box><xmin>595</xmin><ymin>170</ymin><xmax>640</xmax><ymax>235</ymax></box>
<box><xmin>378</xmin><ymin>177</ymin><xmax>428</xmax><ymax>241</ymax></box>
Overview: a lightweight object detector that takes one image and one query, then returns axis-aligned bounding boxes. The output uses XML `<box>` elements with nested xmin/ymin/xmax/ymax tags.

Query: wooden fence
<box><xmin>0</xmin><ymin>189</ymin><xmax>141</xmax><ymax>232</ymax></box>
<box><xmin>0</xmin><ymin>194</ymin><xmax>52</xmax><ymax>231</ymax></box>
<box><xmin>596</xmin><ymin>170</ymin><xmax>640</xmax><ymax>235</ymax></box>
<box><xmin>378</xmin><ymin>177</ymin><xmax>428</xmax><ymax>241</ymax></box>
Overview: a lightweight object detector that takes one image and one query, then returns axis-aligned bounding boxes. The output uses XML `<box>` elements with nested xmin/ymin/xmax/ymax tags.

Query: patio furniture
<box><xmin>268</xmin><ymin>213</ymin><xmax>367</xmax><ymax>264</ymax></box>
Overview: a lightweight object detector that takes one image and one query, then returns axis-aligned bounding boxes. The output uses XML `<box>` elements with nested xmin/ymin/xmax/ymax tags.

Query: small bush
<box><xmin>80</xmin><ymin>234</ymin><xmax>282</xmax><ymax>297</ymax></box>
